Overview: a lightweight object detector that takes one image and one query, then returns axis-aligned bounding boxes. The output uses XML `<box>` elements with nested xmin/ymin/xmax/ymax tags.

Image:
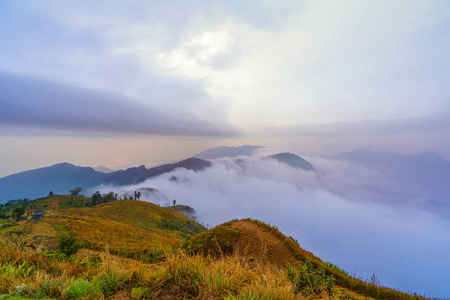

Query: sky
<box><xmin>1</xmin><ymin>0</ymin><xmax>450</xmax><ymax>176</ymax></box>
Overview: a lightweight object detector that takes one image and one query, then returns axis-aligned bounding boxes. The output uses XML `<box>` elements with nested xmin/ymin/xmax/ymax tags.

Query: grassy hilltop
<box><xmin>0</xmin><ymin>196</ymin><xmax>429</xmax><ymax>300</ymax></box>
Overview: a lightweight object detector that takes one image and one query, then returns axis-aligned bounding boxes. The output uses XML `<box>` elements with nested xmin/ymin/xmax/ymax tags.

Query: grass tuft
<box><xmin>63</xmin><ymin>278</ymin><xmax>103</xmax><ymax>299</ymax></box>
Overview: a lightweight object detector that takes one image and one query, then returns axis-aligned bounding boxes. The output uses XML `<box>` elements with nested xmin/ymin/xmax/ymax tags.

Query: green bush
<box><xmin>33</xmin><ymin>276</ymin><xmax>63</xmax><ymax>299</ymax></box>
<box><xmin>59</xmin><ymin>235</ymin><xmax>81</xmax><ymax>257</ymax></box>
<box><xmin>286</xmin><ymin>259</ymin><xmax>336</xmax><ymax>297</ymax></box>
<box><xmin>98</xmin><ymin>270</ymin><xmax>128</xmax><ymax>295</ymax></box>
<box><xmin>324</xmin><ymin>261</ymin><xmax>349</xmax><ymax>276</ymax></box>
<box><xmin>12</xmin><ymin>206</ymin><xmax>25</xmax><ymax>218</ymax></box>
<box><xmin>158</xmin><ymin>218</ymin><xmax>205</xmax><ymax>236</ymax></box>
<box><xmin>0</xmin><ymin>261</ymin><xmax>33</xmax><ymax>279</ymax></box>
<box><xmin>64</xmin><ymin>278</ymin><xmax>102</xmax><ymax>299</ymax></box>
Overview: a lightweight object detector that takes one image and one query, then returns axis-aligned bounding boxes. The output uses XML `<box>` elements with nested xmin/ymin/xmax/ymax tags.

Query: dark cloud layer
<box><xmin>0</xmin><ymin>72</ymin><xmax>238</xmax><ymax>136</ymax></box>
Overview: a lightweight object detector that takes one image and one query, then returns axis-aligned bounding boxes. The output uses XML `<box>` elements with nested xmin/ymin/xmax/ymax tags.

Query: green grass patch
<box><xmin>63</xmin><ymin>278</ymin><xmax>103</xmax><ymax>299</ymax></box>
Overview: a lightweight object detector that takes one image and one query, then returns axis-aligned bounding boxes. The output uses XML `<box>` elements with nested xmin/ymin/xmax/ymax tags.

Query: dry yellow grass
<box><xmin>1</xmin><ymin>199</ymin><xmax>203</xmax><ymax>257</ymax></box>
<box><xmin>0</xmin><ymin>199</ymin><xmax>428</xmax><ymax>300</ymax></box>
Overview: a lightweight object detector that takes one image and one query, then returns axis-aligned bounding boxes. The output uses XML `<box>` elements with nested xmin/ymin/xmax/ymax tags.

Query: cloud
<box><xmin>1</xmin><ymin>1</ymin><xmax>449</xmax><ymax>133</ymax></box>
<box><xmin>91</xmin><ymin>155</ymin><xmax>450</xmax><ymax>298</ymax></box>
<box><xmin>0</xmin><ymin>72</ymin><xmax>238</xmax><ymax>136</ymax></box>
<box><xmin>257</xmin><ymin>113</ymin><xmax>450</xmax><ymax>138</ymax></box>
<box><xmin>191</xmin><ymin>0</ymin><xmax>450</xmax><ymax>130</ymax></box>
<box><xmin>0</xmin><ymin>1</ymin><xmax>247</xmax><ymax>131</ymax></box>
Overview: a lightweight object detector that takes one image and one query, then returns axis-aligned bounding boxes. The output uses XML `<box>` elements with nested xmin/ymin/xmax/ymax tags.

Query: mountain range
<box><xmin>2</xmin><ymin>145</ymin><xmax>449</xmax><ymax>214</ymax></box>
<box><xmin>329</xmin><ymin>146</ymin><xmax>450</xmax><ymax>171</ymax></box>
<box><xmin>328</xmin><ymin>147</ymin><xmax>450</xmax><ymax>214</ymax></box>
<box><xmin>0</xmin><ymin>158</ymin><xmax>210</xmax><ymax>203</ymax></box>
<box><xmin>0</xmin><ymin>145</ymin><xmax>313</xmax><ymax>203</ymax></box>
<box><xmin>194</xmin><ymin>145</ymin><xmax>264</xmax><ymax>159</ymax></box>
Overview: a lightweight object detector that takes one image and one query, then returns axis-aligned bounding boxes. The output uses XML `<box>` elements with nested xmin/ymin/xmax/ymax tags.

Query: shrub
<box><xmin>324</xmin><ymin>261</ymin><xmax>349</xmax><ymax>276</ymax></box>
<box><xmin>58</xmin><ymin>235</ymin><xmax>81</xmax><ymax>257</ymax></box>
<box><xmin>12</xmin><ymin>206</ymin><xmax>25</xmax><ymax>218</ymax></box>
<box><xmin>97</xmin><ymin>270</ymin><xmax>129</xmax><ymax>295</ymax></box>
<box><xmin>33</xmin><ymin>274</ymin><xmax>63</xmax><ymax>299</ymax></box>
<box><xmin>286</xmin><ymin>259</ymin><xmax>336</xmax><ymax>297</ymax></box>
<box><xmin>0</xmin><ymin>261</ymin><xmax>33</xmax><ymax>279</ymax></box>
<box><xmin>158</xmin><ymin>218</ymin><xmax>205</xmax><ymax>236</ymax></box>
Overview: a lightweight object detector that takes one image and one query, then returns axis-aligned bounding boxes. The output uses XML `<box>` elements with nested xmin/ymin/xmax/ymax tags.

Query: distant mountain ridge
<box><xmin>266</xmin><ymin>152</ymin><xmax>314</xmax><ymax>171</ymax></box>
<box><xmin>0</xmin><ymin>163</ymin><xmax>103</xmax><ymax>203</ymax></box>
<box><xmin>329</xmin><ymin>147</ymin><xmax>450</xmax><ymax>170</ymax></box>
<box><xmin>103</xmin><ymin>157</ymin><xmax>210</xmax><ymax>186</ymax></box>
<box><xmin>0</xmin><ymin>158</ymin><xmax>211</xmax><ymax>203</ymax></box>
<box><xmin>93</xmin><ymin>166</ymin><xmax>114</xmax><ymax>173</ymax></box>
<box><xmin>194</xmin><ymin>145</ymin><xmax>264</xmax><ymax>159</ymax></box>
<box><xmin>329</xmin><ymin>147</ymin><xmax>450</xmax><ymax>215</ymax></box>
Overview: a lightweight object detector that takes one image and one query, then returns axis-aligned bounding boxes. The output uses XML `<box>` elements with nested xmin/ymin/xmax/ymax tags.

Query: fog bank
<box><xmin>92</xmin><ymin>156</ymin><xmax>450</xmax><ymax>298</ymax></box>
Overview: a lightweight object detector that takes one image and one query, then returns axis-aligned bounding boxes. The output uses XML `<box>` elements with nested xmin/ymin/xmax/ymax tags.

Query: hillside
<box><xmin>184</xmin><ymin>219</ymin><xmax>427</xmax><ymax>300</ymax></box>
<box><xmin>0</xmin><ymin>196</ymin><xmax>204</xmax><ymax>257</ymax></box>
<box><xmin>0</xmin><ymin>199</ymin><xmax>428</xmax><ymax>300</ymax></box>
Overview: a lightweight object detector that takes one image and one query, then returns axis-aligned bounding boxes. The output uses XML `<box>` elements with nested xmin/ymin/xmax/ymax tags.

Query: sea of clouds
<box><xmin>91</xmin><ymin>154</ymin><xmax>450</xmax><ymax>298</ymax></box>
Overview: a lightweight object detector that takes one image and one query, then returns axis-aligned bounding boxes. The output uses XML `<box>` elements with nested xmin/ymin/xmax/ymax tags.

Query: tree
<box><xmin>70</xmin><ymin>187</ymin><xmax>83</xmax><ymax>196</ymax></box>
<box><xmin>123</xmin><ymin>194</ymin><xmax>133</xmax><ymax>200</ymax></box>
<box><xmin>103</xmin><ymin>191</ymin><xmax>117</xmax><ymax>203</ymax></box>
<box><xmin>91</xmin><ymin>191</ymin><xmax>102</xmax><ymax>206</ymax></box>
<box><xmin>13</xmin><ymin>206</ymin><xmax>25</xmax><ymax>218</ymax></box>
<box><xmin>134</xmin><ymin>191</ymin><xmax>141</xmax><ymax>200</ymax></box>
<box><xmin>48</xmin><ymin>191</ymin><xmax>54</xmax><ymax>197</ymax></box>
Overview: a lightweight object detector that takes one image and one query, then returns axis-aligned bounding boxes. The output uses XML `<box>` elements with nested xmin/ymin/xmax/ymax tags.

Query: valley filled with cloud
<box><xmin>91</xmin><ymin>152</ymin><xmax>450</xmax><ymax>298</ymax></box>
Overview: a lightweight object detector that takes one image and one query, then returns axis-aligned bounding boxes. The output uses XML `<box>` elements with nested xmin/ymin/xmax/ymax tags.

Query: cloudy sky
<box><xmin>1</xmin><ymin>0</ymin><xmax>450</xmax><ymax>176</ymax></box>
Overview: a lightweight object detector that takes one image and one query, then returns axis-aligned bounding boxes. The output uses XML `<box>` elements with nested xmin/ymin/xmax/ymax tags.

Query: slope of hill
<box><xmin>0</xmin><ymin>196</ymin><xmax>205</xmax><ymax>258</ymax></box>
<box><xmin>183</xmin><ymin>219</ymin><xmax>427</xmax><ymax>300</ymax></box>
<box><xmin>0</xmin><ymin>158</ymin><xmax>211</xmax><ymax>203</ymax></box>
<box><xmin>0</xmin><ymin>203</ymin><xmax>428</xmax><ymax>299</ymax></box>
<box><xmin>266</xmin><ymin>152</ymin><xmax>314</xmax><ymax>170</ymax></box>
<box><xmin>194</xmin><ymin>145</ymin><xmax>264</xmax><ymax>159</ymax></box>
